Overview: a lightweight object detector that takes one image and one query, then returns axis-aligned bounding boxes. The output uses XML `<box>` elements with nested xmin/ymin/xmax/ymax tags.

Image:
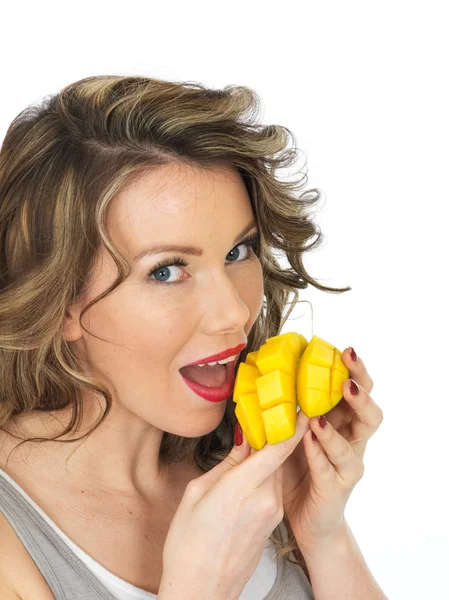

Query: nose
<box><xmin>201</xmin><ymin>270</ymin><xmax>250</xmax><ymax>334</ymax></box>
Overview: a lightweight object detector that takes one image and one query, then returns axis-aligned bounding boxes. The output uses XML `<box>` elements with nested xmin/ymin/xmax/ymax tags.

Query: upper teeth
<box><xmin>197</xmin><ymin>354</ymin><xmax>238</xmax><ymax>367</ymax></box>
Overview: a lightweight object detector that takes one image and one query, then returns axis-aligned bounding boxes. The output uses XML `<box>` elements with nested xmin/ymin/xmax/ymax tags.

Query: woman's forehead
<box><xmin>107</xmin><ymin>163</ymin><xmax>254</xmax><ymax>259</ymax></box>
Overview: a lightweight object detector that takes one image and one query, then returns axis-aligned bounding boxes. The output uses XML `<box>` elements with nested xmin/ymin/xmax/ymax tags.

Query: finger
<box><xmin>342</xmin><ymin>348</ymin><xmax>374</xmax><ymax>394</ymax></box>
<box><xmin>275</xmin><ymin>463</ymin><xmax>284</xmax><ymax>516</ymax></box>
<box><xmin>309</xmin><ymin>416</ymin><xmax>363</xmax><ymax>483</ymax></box>
<box><xmin>235</xmin><ymin>408</ymin><xmax>311</xmax><ymax>490</ymax></box>
<box><xmin>250</xmin><ymin>439</ymin><xmax>283</xmax><ymax>503</ymax></box>
<box><xmin>342</xmin><ymin>379</ymin><xmax>384</xmax><ymax>444</ymax></box>
<box><xmin>302</xmin><ymin>428</ymin><xmax>335</xmax><ymax>485</ymax></box>
<box><xmin>195</xmin><ymin>421</ymin><xmax>252</xmax><ymax>493</ymax></box>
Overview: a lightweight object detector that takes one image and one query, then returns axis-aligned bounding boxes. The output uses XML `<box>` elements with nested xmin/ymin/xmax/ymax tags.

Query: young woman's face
<box><xmin>66</xmin><ymin>161</ymin><xmax>264</xmax><ymax>438</ymax></box>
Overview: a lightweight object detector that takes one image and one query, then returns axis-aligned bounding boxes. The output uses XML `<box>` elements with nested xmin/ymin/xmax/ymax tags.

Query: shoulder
<box><xmin>0</xmin><ymin>512</ymin><xmax>56</xmax><ymax>600</ymax></box>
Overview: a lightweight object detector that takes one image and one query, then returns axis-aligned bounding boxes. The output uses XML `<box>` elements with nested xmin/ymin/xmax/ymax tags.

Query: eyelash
<box><xmin>147</xmin><ymin>232</ymin><xmax>260</xmax><ymax>286</ymax></box>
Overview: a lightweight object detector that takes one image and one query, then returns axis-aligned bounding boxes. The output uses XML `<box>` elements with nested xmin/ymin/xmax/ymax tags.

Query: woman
<box><xmin>0</xmin><ymin>75</ymin><xmax>387</xmax><ymax>599</ymax></box>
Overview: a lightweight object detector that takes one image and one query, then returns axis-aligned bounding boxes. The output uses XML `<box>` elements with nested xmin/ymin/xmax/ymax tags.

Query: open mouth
<box><xmin>179</xmin><ymin>360</ymin><xmax>234</xmax><ymax>388</ymax></box>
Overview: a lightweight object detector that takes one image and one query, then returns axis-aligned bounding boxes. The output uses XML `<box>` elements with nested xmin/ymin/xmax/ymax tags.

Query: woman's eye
<box><xmin>147</xmin><ymin>259</ymin><xmax>187</xmax><ymax>285</ymax></box>
<box><xmin>147</xmin><ymin>235</ymin><xmax>259</xmax><ymax>286</ymax></box>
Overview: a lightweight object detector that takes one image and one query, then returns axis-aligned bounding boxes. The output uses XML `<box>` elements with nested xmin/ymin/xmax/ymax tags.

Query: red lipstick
<box><xmin>183</xmin><ymin>342</ymin><xmax>247</xmax><ymax>367</ymax></box>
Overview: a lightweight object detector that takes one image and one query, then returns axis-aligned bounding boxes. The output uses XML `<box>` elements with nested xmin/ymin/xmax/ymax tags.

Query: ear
<box><xmin>62</xmin><ymin>305</ymin><xmax>83</xmax><ymax>343</ymax></box>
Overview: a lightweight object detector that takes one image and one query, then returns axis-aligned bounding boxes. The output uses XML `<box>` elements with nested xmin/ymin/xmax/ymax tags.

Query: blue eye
<box><xmin>147</xmin><ymin>231</ymin><xmax>260</xmax><ymax>286</ymax></box>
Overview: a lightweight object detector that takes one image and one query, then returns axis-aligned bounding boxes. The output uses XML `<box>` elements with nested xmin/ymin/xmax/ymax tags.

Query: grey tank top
<box><xmin>0</xmin><ymin>470</ymin><xmax>314</xmax><ymax>600</ymax></box>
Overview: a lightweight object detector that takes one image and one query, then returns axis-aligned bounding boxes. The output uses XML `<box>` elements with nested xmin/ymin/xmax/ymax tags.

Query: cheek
<box><xmin>124</xmin><ymin>296</ymin><xmax>191</xmax><ymax>357</ymax></box>
<box><xmin>238</xmin><ymin>260</ymin><xmax>264</xmax><ymax>326</ymax></box>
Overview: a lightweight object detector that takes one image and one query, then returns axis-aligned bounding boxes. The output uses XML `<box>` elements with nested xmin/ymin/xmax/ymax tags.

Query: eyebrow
<box><xmin>133</xmin><ymin>219</ymin><xmax>257</xmax><ymax>262</ymax></box>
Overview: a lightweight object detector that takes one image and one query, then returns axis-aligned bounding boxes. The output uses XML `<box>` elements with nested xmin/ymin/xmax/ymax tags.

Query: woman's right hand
<box><xmin>158</xmin><ymin>409</ymin><xmax>311</xmax><ymax>600</ymax></box>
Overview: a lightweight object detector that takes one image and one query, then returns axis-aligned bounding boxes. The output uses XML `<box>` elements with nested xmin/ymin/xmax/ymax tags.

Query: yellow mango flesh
<box><xmin>233</xmin><ymin>333</ymin><xmax>349</xmax><ymax>450</ymax></box>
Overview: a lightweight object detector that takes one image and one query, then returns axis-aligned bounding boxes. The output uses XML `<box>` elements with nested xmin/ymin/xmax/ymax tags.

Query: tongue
<box><xmin>180</xmin><ymin>364</ymin><xmax>228</xmax><ymax>388</ymax></box>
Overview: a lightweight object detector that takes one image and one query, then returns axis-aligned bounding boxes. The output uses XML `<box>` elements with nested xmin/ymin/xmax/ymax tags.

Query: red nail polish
<box><xmin>234</xmin><ymin>422</ymin><xmax>243</xmax><ymax>446</ymax></box>
<box><xmin>312</xmin><ymin>431</ymin><xmax>317</xmax><ymax>441</ymax></box>
<box><xmin>350</xmin><ymin>379</ymin><xmax>360</xmax><ymax>395</ymax></box>
<box><xmin>349</xmin><ymin>347</ymin><xmax>358</xmax><ymax>362</ymax></box>
<box><xmin>318</xmin><ymin>415</ymin><xmax>327</xmax><ymax>429</ymax></box>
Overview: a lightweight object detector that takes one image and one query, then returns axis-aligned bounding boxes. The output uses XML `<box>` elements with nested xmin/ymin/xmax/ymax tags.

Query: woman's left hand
<box><xmin>280</xmin><ymin>348</ymin><xmax>383</xmax><ymax>551</ymax></box>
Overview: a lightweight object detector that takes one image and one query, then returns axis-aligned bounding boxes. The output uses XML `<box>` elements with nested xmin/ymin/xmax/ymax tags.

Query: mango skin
<box><xmin>233</xmin><ymin>333</ymin><xmax>349</xmax><ymax>450</ymax></box>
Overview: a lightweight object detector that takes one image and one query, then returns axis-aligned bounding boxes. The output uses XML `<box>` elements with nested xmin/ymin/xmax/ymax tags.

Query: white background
<box><xmin>1</xmin><ymin>1</ymin><xmax>447</xmax><ymax>598</ymax></box>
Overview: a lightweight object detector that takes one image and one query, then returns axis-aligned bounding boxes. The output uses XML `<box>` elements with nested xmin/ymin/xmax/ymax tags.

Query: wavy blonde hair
<box><xmin>0</xmin><ymin>74</ymin><xmax>351</xmax><ymax>589</ymax></box>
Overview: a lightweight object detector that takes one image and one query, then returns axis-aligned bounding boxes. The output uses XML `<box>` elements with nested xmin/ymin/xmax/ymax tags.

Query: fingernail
<box><xmin>349</xmin><ymin>347</ymin><xmax>358</xmax><ymax>362</ymax></box>
<box><xmin>234</xmin><ymin>421</ymin><xmax>243</xmax><ymax>446</ymax></box>
<box><xmin>312</xmin><ymin>431</ymin><xmax>317</xmax><ymax>441</ymax></box>
<box><xmin>350</xmin><ymin>379</ymin><xmax>360</xmax><ymax>396</ymax></box>
<box><xmin>318</xmin><ymin>415</ymin><xmax>327</xmax><ymax>429</ymax></box>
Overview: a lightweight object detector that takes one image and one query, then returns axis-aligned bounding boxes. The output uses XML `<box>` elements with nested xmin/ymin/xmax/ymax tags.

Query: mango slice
<box><xmin>233</xmin><ymin>333</ymin><xmax>349</xmax><ymax>450</ymax></box>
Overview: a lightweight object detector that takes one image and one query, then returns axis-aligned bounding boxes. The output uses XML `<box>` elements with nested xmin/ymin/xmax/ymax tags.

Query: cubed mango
<box><xmin>232</xmin><ymin>333</ymin><xmax>349</xmax><ymax>450</ymax></box>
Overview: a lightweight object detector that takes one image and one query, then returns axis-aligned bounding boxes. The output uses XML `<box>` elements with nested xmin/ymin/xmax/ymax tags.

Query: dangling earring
<box><xmin>281</xmin><ymin>298</ymin><xmax>314</xmax><ymax>341</ymax></box>
<box><xmin>297</xmin><ymin>299</ymin><xmax>314</xmax><ymax>340</ymax></box>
